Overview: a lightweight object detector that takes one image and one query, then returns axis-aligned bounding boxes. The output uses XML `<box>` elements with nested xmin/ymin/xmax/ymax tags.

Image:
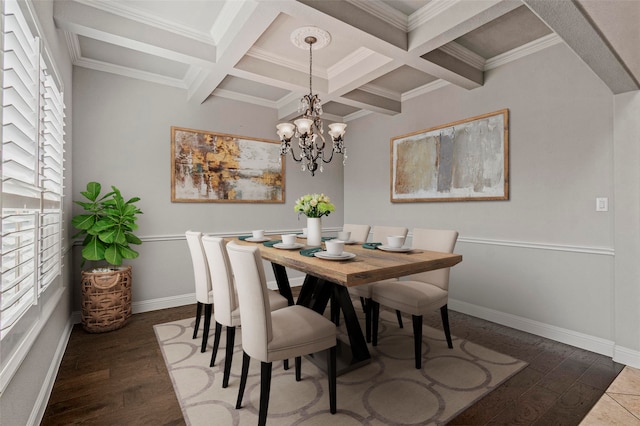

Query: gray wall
<box><xmin>71</xmin><ymin>67</ymin><xmax>344</xmax><ymax>306</ymax></box>
<box><xmin>345</xmin><ymin>43</ymin><xmax>627</xmax><ymax>355</ymax></box>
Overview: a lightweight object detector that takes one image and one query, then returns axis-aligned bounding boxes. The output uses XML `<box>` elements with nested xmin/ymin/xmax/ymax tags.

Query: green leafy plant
<box><xmin>72</xmin><ymin>182</ymin><xmax>143</xmax><ymax>267</ymax></box>
<box><xmin>294</xmin><ymin>193</ymin><xmax>335</xmax><ymax>218</ymax></box>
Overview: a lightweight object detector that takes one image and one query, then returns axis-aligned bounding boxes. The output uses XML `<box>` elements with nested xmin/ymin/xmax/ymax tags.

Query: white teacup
<box><xmin>281</xmin><ymin>234</ymin><xmax>297</xmax><ymax>245</ymax></box>
<box><xmin>386</xmin><ymin>235</ymin><xmax>405</xmax><ymax>248</ymax></box>
<box><xmin>325</xmin><ymin>240</ymin><xmax>345</xmax><ymax>256</ymax></box>
<box><xmin>252</xmin><ymin>229</ymin><xmax>265</xmax><ymax>239</ymax></box>
<box><xmin>337</xmin><ymin>231</ymin><xmax>351</xmax><ymax>241</ymax></box>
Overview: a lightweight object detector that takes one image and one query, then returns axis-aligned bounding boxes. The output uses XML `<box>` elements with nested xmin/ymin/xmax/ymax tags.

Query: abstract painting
<box><xmin>391</xmin><ymin>109</ymin><xmax>509</xmax><ymax>202</ymax></box>
<box><xmin>171</xmin><ymin>127</ymin><xmax>285</xmax><ymax>203</ymax></box>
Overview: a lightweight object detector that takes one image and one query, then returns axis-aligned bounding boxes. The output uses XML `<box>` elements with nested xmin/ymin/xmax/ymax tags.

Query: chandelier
<box><xmin>276</xmin><ymin>27</ymin><xmax>347</xmax><ymax>176</ymax></box>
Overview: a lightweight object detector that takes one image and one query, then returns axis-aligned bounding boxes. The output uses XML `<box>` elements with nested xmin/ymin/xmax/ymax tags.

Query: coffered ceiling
<box><xmin>54</xmin><ymin>0</ymin><xmax>640</xmax><ymax>123</ymax></box>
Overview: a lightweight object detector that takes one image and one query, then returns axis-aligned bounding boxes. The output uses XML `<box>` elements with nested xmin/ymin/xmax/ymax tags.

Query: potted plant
<box><xmin>72</xmin><ymin>182</ymin><xmax>143</xmax><ymax>332</ymax></box>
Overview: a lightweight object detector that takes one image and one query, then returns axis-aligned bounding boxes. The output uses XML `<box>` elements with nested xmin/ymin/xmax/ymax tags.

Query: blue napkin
<box><xmin>362</xmin><ymin>242</ymin><xmax>382</xmax><ymax>249</ymax></box>
<box><xmin>263</xmin><ymin>240</ymin><xmax>282</xmax><ymax>247</ymax></box>
<box><xmin>300</xmin><ymin>247</ymin><xmax>323</xmax><ymax>257</ymax></box>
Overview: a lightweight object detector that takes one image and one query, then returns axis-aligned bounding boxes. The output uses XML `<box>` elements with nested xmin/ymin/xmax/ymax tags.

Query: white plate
<box><xmin>314</xmin><ymin>251</ymin><xmax>356</xmax><ymax>260</ymax></box>
<box><xmin>377</xmin><ymin>245</ymin><xmax>412</xmax><ymax>252</ymax></box>
<box><xmin>273</xmin><ymin>242</ymin><xmax>304</xmax><ymax>250</ymax></box>
<box><xmin>245</xmin><ymin>237</ymin><xmax>270</xmax><ymax>243</ymax></box>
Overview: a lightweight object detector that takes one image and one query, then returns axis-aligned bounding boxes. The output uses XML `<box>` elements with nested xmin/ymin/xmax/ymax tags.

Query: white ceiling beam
<box><xmin>187</xmin><ymin>1</ymin><xmax>281</xmax><ymax>104</ymax></box>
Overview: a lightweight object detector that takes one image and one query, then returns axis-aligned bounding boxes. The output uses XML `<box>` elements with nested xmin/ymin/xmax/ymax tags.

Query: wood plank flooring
<box><xmin>42</xmin><ymin>301</ymin><xmax>624</xmax><ymax>425</ymax></box>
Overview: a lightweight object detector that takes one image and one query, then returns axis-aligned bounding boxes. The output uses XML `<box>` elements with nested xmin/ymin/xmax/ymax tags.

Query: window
<box><xmin>1</xmin><ymin>0</ymin><xmax>65</xmax><ymax>339</ymax></box>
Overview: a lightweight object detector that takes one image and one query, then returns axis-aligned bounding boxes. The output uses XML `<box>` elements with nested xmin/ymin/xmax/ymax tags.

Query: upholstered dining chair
<box><xmin>185</xmin><ymin>231</ymin><xmax>213</xmax><ymax>353</ymax></box>
<box><xmin>371</xmin><ymin>228</ymin><xmax>459</xmax><ymax>369</ymax></box>
<box><xmin>226</xmin><ymin>242</ymin><xmax>337</xmax><ymax>426</ymax></box>
<box><xmin>342</xmin><ymin>223</ymin><xmax>371</xmax><ymax>243</ymax></box>
<box><xmin>349</xmin><ymin>225</ymin><xmax>408</xmax><ymax>341</ymax></box>
<box><xmin>201</xmin><ymin>236</ymin><xmax>288</xmax><ymax>388</ymax></box>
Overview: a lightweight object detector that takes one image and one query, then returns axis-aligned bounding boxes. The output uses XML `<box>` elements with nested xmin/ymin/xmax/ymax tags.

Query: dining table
<box><xmin>231</xmin><ymin>235</ymin><xmax>463</xmax><ymax>375</ymax></box>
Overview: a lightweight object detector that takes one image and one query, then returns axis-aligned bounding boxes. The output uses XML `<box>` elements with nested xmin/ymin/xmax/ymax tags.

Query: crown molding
<box><xmin>409</xmin><ymin>0</ymin><xmax>460</xmax><ymax>32</ymax></box>
<box><xmin>346</xmin><ymin>0</ymin><xmax>408</xmax><ymax>31</ymax></box>
<box><xmin>75</xmin><ymin>56</ymin><xmax>186</xmax><ymax>88</ymax></box>
<box><xmin>440</xmin><ymin>42</ymin><xmax>485</xmax><ymax>70</ymax></box>
<box><xmin>344</xmin><ymin>108</ymin><xmax>373</xmax><ymax>122</ymax></box>
<box><xmin>360</xmin><ymin>84</ymin><xmax>401</xmax><ymax>102</ymax></box>
<box><xmin>63</xmin><ymin>31</ymin><xmax>81</xmax><ymax>63</ymax></box>
<box><xmin>327</xmin><ymin>47</ymin><xmax>377</xmax><ymax>80</ymax></box>
<box><xmin>213</xmin><ymin>88</ymin><xmax>277</xmax><ymax>109</ymax></box>
<box><xmin>246</xmin><ymin>46</ymin><xmax>328</xmax><ymax>79</ymax></box>
<box><xmin>485</xmin><ymin>33</ymin><xmax>562</xmax><ymax>70</ymax></box>
<box><xmin>402</xmin><ymin>79</ymin><xmax>451</xmax><ymax>101</ymax></box>
<box><xmin>71</xmin><ymin>0</ymin><xmax>214</xmax><ymax>45</ymax></box>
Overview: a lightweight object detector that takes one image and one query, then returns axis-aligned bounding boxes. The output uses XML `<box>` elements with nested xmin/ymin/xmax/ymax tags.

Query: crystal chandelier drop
<box><xmin>276</xmin><ymin>28</ymin><xmax>347</xmax><ymax>176</ymax></box>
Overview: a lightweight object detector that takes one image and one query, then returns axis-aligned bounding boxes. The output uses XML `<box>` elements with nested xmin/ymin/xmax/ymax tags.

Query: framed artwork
<box><xmin>171</xmin><ymin>126</ymin><xmax>285</xmax><ymax>203</ymax></box>
<box><xmin>390</xmin><ymin>109</ymin><xmax>509</xmax><ymax>202</ymax></box>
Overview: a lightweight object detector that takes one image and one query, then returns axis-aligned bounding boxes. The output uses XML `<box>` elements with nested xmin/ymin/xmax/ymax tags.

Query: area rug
<box><xmin>154</xmin><ymin>307</ymin><xmax>527</xmax><ymax>425</ymax></box>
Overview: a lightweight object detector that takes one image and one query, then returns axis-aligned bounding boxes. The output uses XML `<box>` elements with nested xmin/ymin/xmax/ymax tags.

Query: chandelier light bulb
<box><xmin>328</xmin><ymin>122</ymin><xmax>347</xmax><ymax>139</ymax></box>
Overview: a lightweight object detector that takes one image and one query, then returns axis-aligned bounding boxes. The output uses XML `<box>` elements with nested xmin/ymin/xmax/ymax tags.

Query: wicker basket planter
<box><xmin>81</xmin><ymin>266</ymin><xmax>132</xmax><ymax>333</ymax></box>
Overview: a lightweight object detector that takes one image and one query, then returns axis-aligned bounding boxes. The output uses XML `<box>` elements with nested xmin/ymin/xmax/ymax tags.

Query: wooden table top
<box><xmin>229</xmin><ymin>236</ymin><xmax>462</xmax><ymax>287</ymax></box>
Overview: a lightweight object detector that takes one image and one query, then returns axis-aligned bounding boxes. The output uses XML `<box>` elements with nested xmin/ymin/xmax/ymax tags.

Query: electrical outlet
<box><xmin>596</xmin><ymin>197</ymin><xmax>608</xmax><ymax>212</ymax></box>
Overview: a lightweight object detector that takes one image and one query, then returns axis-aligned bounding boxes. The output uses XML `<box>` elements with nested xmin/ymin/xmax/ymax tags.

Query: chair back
<box><xmin>226</xmin><ymin>242</ymin><xmax>272</xmax><ymax>361</ymax></box>
<box><xmin>408</xmin><ymin>228</ymin><xmax>458</xmax><ymax>290</ymax></box>
<box><xmin>371</xmin><ymin>225</ymin><xmax>408</xmax><ymax>243</ymax></box>
<box><xmin>185</xmin><ymin>231</ymin><xmax>213</xmax><ymax>304</ymax></box>
<box><xmin>202</xmin><ymin>236</ymin><xmax>238</xmax><ymax>327</ymax></box>
<box><xmin>343</xmin><ymin>224</ymin><xmax>371</xmax><ymax>243</ymax></box>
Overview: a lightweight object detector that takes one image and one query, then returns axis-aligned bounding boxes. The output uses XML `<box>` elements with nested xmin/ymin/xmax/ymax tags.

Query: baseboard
<box><xmin>613</xmin><ymin>345</ymin><xmax>640</xmax><ymax>369</ymax></box>
<box><xmin>30</xmin><ymin>315</ymin><xmax>76</xmax><ymax>426</ymax></box>
<box><xmin>448</xmin><ymin>298</ymin><xmax>616</xmax><ymax>358</ymax></box>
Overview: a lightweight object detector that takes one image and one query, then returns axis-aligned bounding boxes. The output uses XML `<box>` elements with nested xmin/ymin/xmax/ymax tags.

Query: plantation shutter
<box><xmin>1</xmin><ymin>0</ymin><xmax>65</xmax><ymax>336</ymax></box>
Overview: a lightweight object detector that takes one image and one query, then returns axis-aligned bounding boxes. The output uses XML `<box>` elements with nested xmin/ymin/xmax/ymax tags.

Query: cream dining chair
<box><xmin>226</xmin><ymin>242</ymin><xmax>337</xmax><ymax>426</ymax></box>
<box><xmin>185</xmin><ymin>231</ymin><xmax>214</xmax><ymax>353</ymax></box>
<box><xmin>371</xmin><ymin>228</ymin><xmax>459</xmax><ymax>369</ymax></box>
<box><xmin>342</xmin><ymin>223</ymin><xmax>370</xmax><ymax>243</ymax></box>
<box><xmin>201</xmin><ymin>236</ymin><xmax>288</xmax><ymax>388</ymax></box>
<box><xmin>348</xmin><ymin>225</ymin><xmax>408</xmax><ymax>342</ymax></box>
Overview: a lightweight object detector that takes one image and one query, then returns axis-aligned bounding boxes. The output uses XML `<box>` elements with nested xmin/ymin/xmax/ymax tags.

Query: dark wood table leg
<box><xmin>271</xmin><ymin>263</ymin><xmax>294</xmax><ymax>306</ymax></box>
<box><xmin>295</xmin><ymin>275</ymin><xmax>371</xmax><ymax>374</ymax></box>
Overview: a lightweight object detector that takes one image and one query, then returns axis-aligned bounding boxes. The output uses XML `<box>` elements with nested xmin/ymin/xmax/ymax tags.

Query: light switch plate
<box><xmin>596</xmin><ymin>197</ymin><xmax>608</xmax><ymax>212</ymax></box>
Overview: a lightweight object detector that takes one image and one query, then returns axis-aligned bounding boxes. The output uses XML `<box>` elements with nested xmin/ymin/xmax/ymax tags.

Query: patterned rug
<box><xmin>154</xmin><ymin>307</ymin><xmax>526</xmax><ymax>425</ymax></box>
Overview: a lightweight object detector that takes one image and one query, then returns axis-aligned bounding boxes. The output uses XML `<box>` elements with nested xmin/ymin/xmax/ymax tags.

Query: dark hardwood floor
<box><xmin>42</xmin><ymin>298</ymin><xmax>624</xmax><ymax>425</ymax></box>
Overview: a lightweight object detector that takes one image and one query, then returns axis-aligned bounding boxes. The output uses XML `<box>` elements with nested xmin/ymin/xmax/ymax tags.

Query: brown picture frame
<box><xmin>171</xmin><ymin>126</ymin><xmax>285</xmax><ymax>203</ymax></box>
<box><xmin>390</xmin><ymin>109</ymin><xmax>509</xmax><ymax>202</ymax></box>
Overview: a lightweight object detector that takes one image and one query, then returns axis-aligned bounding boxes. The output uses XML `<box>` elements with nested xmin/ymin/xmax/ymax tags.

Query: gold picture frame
<box><xmin>390</xmin><ymin>109</ymin><xmax>509</xmax><ymax>202</ymax></box>
<box><xmin>171</xmin><ymin>126</ymin><xmax>285</xmax><ymax>203</ymax></box>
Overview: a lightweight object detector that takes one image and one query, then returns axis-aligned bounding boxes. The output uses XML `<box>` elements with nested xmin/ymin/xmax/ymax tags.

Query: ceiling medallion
<box><xmin>277</xmin><ymin>27</ymin><xmax>346</xmax><ymax>176</ymax></box>
<box><xmin>290</xmin><ymin>26</ymin><xmax>331</xmax><ymax>50</ymax></box>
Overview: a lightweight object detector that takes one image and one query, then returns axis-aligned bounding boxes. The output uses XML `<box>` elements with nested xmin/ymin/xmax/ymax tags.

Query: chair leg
<box><xmin>327</xmin><ymin>346</ymin><xmax>337</xmax><ymax>414</ymax></box>
<box><xmin>396</xmin><ymin>310</ymin><xmax>404</xmax><ymax>328</ymax></box>
<box><xmin>412</xmin><ymin>315</ymin><xmax>423</xmax><ymax>369</ymax></box>
<box><xmin>193</xmin><ymin>302</ymin><xmax>202</xmax><ymax>339</ymax></box>
<box><xmin>235</xmin><ymin>352</ymin><xmax>250</xmax><ymax>409</ymax></box>
<box><xmin>295</xmin><ymin>356</ymin><xmax>302</xmax><ymax>381</ymax></box>
<box><xmin>359</xmin><ymin>296</ymin><xmax>366</xmax><ymax>311</ymax></box>
<box><xmin>371</xmin><ymin>301</ymin><xmax>380</xmax><ymax>346</ymax></box>
<box><xmin>364</xmin><ymin>297</ymin><xmax>372</xmax><ymax>343</ymax></box>
<box><xmin>210</xmin><ymin>322</ymin><xmax>223</xmax><ymax>367</ymax></box>
<box><xmin>258</xmin><ymin>362</ymin><xmax>273</xmax><ymax>426</ymax></box>
<box><xmin>440</xmin><ymin>304</ymin><xmax>453</xmax><ymax>349</ymax></box>
<box><xmin>284</xmin><ymin>359</ymin><xmax>289</xmax><ymax>370</ymax></box>
<box><xmin>201</xmin><ymin>303</ymin><xmax>212</xmax><ymax>352</ymax></box>
<box><xmin>222</xmin><ymin>326</ymin><xmax>236</xmax><ymax>388</ymax></box>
